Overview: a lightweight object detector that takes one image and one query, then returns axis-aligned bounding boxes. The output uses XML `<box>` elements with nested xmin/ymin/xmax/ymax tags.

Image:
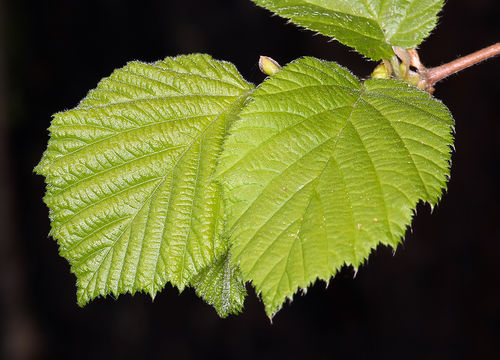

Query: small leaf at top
<box><xmin>252</xmin><ymin>0</ymin><xmax>444</xmax><ymax>60</ymax></box>
<box><xmin>217</xmin><ymin>57</ymin><xmax>454</xmax><ymax>317</ymax></box>
<box><xmin>35</xmin><ymin>54</ymin><xmax>253</xmax><ymax>306</ymax></box>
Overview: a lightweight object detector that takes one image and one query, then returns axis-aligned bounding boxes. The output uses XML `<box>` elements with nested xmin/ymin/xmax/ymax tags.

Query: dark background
<box><xmin>1</xmin><ymin>0</ymin><xmax>499</xmax><ymax>359</ymax></box>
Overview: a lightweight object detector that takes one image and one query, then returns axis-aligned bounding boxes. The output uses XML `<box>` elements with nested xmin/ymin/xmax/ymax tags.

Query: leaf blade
<box><xmin>36</xmin><ymin>54</ymin><xmax>254</xmax><ymax>305</ymax></box>
<box><xmin>218</xmin><ymin>57</ymin><xmax>454</xmax><ymax>317</ymax></box>
<box><xmin>252</xmin><ymin>0</ymin><xmax>444</xmax><ymax>60</ymax></box>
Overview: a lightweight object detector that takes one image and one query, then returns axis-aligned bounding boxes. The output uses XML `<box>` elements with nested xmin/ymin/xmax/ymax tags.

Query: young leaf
<box><xmin>35</xmin><ymin>54</ymin><xmax>253</xmax><ymax>305</ymax></box>
<box><xmin>252</xmin><ymin>0</ymin><xmax>444</xmax><ymax>60</ymax></box>
<box><xmin>217</xmin><ymin>57</ymin><xmax>454</xmax><ymax>317</ymax></box>
<box><xmin>191</xmin><ymin>252</ymin><xmax>247</xmax><ymax>318</ymax></box>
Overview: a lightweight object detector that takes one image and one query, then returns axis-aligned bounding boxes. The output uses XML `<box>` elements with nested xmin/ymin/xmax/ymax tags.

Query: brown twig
<box><xmin>423</xmin><ymin>42</ymin><xmax>500</xmax><ymax>91</ymax></box>
<box><xmin>385</xmin><ymin>43</ymin><xmax>500</xmax><ymax>93</ymax></box>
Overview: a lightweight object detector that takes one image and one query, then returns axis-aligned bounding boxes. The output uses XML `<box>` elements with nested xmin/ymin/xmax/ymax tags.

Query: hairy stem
<box><xmin>424</xmin><ymin>42</ymin><xmax>500</xmax><ymax>88</ymax></box>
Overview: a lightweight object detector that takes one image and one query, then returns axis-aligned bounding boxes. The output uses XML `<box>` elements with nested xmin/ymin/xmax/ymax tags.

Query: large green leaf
<box><xmin>217</xmin><ymin>57</ymin><xmax>454</xmax><ymax>317</ymax></box>
<box><xmin>35</xmin><ymin>54</ymin><xmax>253</xmax><ymax>305</ymax></box>
<box><xmin>252</xmin><ymin>0</ymin><xmax>444</xmax><ymax>60</ymax></box>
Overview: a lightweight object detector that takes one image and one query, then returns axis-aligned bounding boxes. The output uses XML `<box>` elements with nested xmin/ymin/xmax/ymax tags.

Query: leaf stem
<box><xmin>423</xmin><ymin>42</ymin><xmax>500</xmax><ymax>90</ymax></box>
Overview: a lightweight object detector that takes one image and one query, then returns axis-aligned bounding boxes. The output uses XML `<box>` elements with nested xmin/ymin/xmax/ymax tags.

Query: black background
<box><xmin>1</xmin><ymin>1</ymin><xmax>499</xmax><ymax>359</ymax></box>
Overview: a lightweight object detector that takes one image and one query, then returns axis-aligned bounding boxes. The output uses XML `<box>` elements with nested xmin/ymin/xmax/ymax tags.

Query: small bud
<box><xmin>399</xmin><ymin>61</ymin><xmax>408</xmax><ymax>77</ymax></box>
<box><xmin>405</xmin><ymin>72</ymin><xmax>423</xmax><ymax>88</ymax></box>
<box><xmin>259</xmin><ymin>56</ymin><xmax>281</xmax><ymax>76</ymax></box>
<box><xmin>371</xmin><ymin>60</ymin><xmax>392</xmax><ymax>79</ymax></box>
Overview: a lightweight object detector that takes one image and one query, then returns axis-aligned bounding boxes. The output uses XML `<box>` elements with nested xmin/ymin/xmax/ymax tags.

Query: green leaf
<box><xmin>217</xmin><ymin>57</ymin><xmax>454</xmax><ymax>317</ymax></box>
<box><xmin>252</xmin><ymin>0</ymin><xmax>444</xmax><ymax>60</ymax></box>
<box><xmin>191</xmin><ymin>252</ymin><xmax>247</xmax><ymax>318</ymax></box>
<box><xmin>35</xmin><ymin>54</ymin><xmax>253</xmax><ymax>306</ymax></box>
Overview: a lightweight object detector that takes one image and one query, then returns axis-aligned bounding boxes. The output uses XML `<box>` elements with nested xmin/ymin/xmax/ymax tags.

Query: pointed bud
<box><xmin>259</xmin><ymin>56</ymin><xmax>281</xmax><ymax>76</ymax></box>
<box><xmin>371</xmin><ymin>60</ymin><xmax>392</xmax><ymax>79</ymax></box>
<box><xmin>399</xmin><ymin>61</ymin><xmax>408</xmax><ymax>77</ymax></box>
